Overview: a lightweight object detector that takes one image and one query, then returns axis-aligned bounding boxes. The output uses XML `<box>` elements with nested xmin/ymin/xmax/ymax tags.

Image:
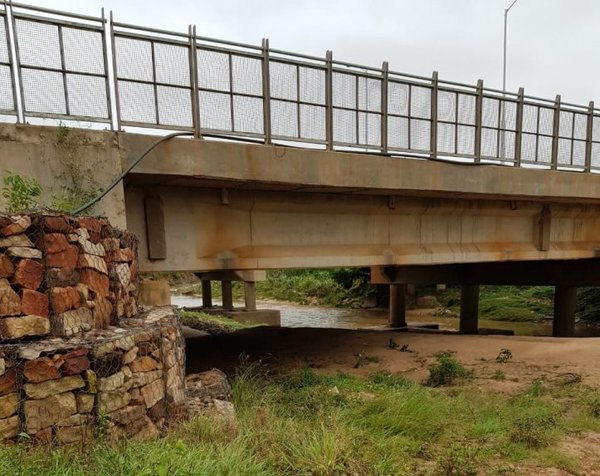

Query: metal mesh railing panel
<box><xmin>0</xmin><ymin>12</ymin><xmax>14</xmax><ymax>114</ymax></box>
<box><xmin>197</xmin><ymin>49</ymin><xmax>230</xmax><ymax>92</ymax></box>
<box><xmin>299</xmin><ymin>104</ymin><xmax>326</xmax><ymax>140</ymax></box>
<box><xmin>198</xmin><ymin>90</ymin><xmax>231</xmax><ymax>131</ymax></box>
<box><xmin>115</xmin><ymin>33</ymin><xmax>193</xmax><ymax>130</ymax></box>
<box><xmin>14</xmin><ymin>13</ymin><xmax>109</xmax><ymax>121</ymax></box>
<box><xmin>271</xmin><ymin>99</ymin><xmax>297</xmax><ymax>137</ymax></box>
<box><xmin>0</xmin><ymin>15</ymin><xmax>8</xmax><ymax>64</ymax></box>
<box><xmin>299</xmin><ymin>67</ymin><xmax>325</xmax><ymax>104</ymax></box>
<box><xmin>231</xmin><ymin>55</ymin><xmax>261</xmax><ymax>96</ymax></box>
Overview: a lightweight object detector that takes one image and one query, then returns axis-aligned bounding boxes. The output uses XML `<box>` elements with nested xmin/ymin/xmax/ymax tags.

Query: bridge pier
<box><xmin>244</xmin><ymin>281</ymin><xmax>257</xmax><ymax>311</ymax></box>
<box><xmin>553</xmin><ymin>286</ymin><xmax>577</xmax><ymax>337</ymax></box>
<box><xmin>201</xmin><ymin>280</ymin><xmax>213</xmax><ymax>308</ymax></box>
<box><xmin>459</xmin><ymin>285</ymin><xmax>479</xmax><ymax>334</ymax></box>
<box><xmin>221</xmin><ymin>280</ymin><xmax>234</xmax><ymax>311</ymax></box>
<box><xmin>389</xmin><ymin>284</ymin><xmax>407</xmax><ymax>327</ymax></box>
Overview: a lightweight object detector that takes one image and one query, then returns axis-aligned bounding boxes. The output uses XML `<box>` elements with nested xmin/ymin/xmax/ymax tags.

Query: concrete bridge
<box><xmin>2</xmin><ymin>2</ymin><xmax>600</xmax><ymax>336</ymax></box>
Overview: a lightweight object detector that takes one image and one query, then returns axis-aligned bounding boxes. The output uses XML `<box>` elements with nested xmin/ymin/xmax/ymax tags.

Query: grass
<box><xmin>179</xmin><ymin>310</ymin><xmax>255</xmax><ymax>333</ymax></box>
<box><xmin>2</xmin><ymin>365</ymin><xmax>599</xmax><ymax>475</ymax></box>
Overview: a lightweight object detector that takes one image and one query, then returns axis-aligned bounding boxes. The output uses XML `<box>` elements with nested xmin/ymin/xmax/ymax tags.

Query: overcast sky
<box><xmin>18</xmin><ymin>0</ymin><xmax>600</xmax><ymax>106</ymax></box>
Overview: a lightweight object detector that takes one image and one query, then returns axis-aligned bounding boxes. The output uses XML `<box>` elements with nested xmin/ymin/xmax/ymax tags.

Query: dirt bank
<box><xmin>186</xmin><ymin>327</ymin><xmax>600</xmax><ymax>389</ymax></box>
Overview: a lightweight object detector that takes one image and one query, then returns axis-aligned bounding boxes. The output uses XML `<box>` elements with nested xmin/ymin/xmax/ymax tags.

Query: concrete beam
<box><xmin>372</xmin><ymin>259</ymin><xmax>600</xmax><ymax>286</ymax></box>
<box><xmin>552</xmin><ymin>286</ymin><xmax>577</xmax><ymax>337</ymax></box>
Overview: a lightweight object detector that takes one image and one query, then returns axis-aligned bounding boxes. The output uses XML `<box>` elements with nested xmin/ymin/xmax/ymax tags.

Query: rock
<box><xmin>107</xmin><ymin>248</ymin><xmax>135</xmax><ymax>263</ymax></box>
<box><xmin>130</xmin><ymin>356</ymin><xmax>162</xmax><ymax>373</ymax></box>
<box><xmin>97</xmin><ymin>388</ymin><xmax>130</xmax><ymax>413</ymax></box>
<box><xmin>108</xmin><ymin>404</ymin><xmax>146</xmax><ymax>425</ymax></box>
<box><xmin>0</xmin><ymin>368</ymin><xmax>16</xmax><ymax>396</ymax></box>
<box><xmin>113</xmin><ymin>263</ymin><xmax>131</xmax><ymax>287</ymax></box>
<box><xmin>97</xmin><ymin>370</ymin><xmax>126</xmax><ymax>392</ymax></box>
<box><xmin>23</xmin><ymin>357</ymin><xmax>61</xmax><ymax>383</ymax></box>
<box><xmin>43</xmin><ymin>233</ymin><xmax>70</xmax><ymax>254</ymax></box>
<box><xmin>76</xmin><ymin>237</ymin><xmax>106</xmax><ymax>257</ymax></box>
<box><xmin>0</xmin><ymin>255</ymin><xmax>13</xmax><ymax>279</ymax></box>
<box><xmin>0</xmin><ymin>278</ymin><xmax>21</xmax><ymax>316</ymax></box>
<box><xmin>148</xmin><ymin>401</ymin><xmax>165</xmax><ymax>423</ymax></box>
<box><xmin>7</xmin><ymin>246</ymin><xmax>42</xmax><ymax>259</ymax></box>
<box><xmin>122</xmin><ymin>346</ymin><xmax>138</xmax><ymax>365</ymax></box>
<box><xmin>51</xmin><ymin>308</ymin><xmax>93</xmax><ymax>337</ymax></box>
<box><xmin>1</xmin><ymin>216</ymin><xmax>31</xmax><ymax>236</ymax></box>
<box><xmin>0</xmin><ymin>415</ymin><xmax>19</xmax><ymax>440</ymax></box>
<box><xmin>0</xmin><ymin>315</ymin><xmax>50</xmax><ymax>340</ymax></box>
<box><xmin>212</xmin><ymin>399</ymin><xmax>236</xmax><ymax>421</ymax></box>
<box><xmin>77</xmin><ymin>253</ymin><xmax>108</xmax><ymax>274</ymax></box>
<box><xmin>101</xmin><ymin>238</ymin><xmax>120</xmax><ymax>252</ymax></box>
<box><xmin>46</xmin><ymin>244</ymin><xmax>78</xmax><ymax>268</ymax></box>
<box><xmin>0</xmin><ymin>358</ymin><xmax>4</xmax><ymax>376</ymax></box>
<box><xmin>0</xmin><ymin>393</ymin><xmax>18</xmax><ymax>419</ymax></box>
<box><xmin>131</xmin><ymin>416</ymin><xmax>159</xmax><ymax>441</ymax></box>
<box><xmin>416</xmin><ymin>295</ymin><xmax>439</xmax><ymax>308</ymax></box>
<box><xmin>141</xmin><ymin>379</ymin><xmax>164</xmax><ymax>409</ymax></box>
<box><xmin>24</xmin><ymin>392</ymin><xmax>77</xmax><ymax>432</ymax></box>
<box><xmin>84</xmin><ymin>369</ymin><xmax>97</xmax><ymax>394</ymax></box>
<box><xmin>76</xmin><ymin>218</ymin><xmax>102</xmax><ymax>235</ymax></box>
<box><xmin>0</xmin><ymin>234</ymin><xmax>33</xmax><ymax>248</ymax></box>
<box><xmin>186</xmin><ymin>369</ymin><xmax>232</xmax><ymax>401</ymax></box>
<box><xmin>43</xmin><ymin>216</ymin><xmax>73</xmax><ymax>233</ymax></box>
<box><xmin>12</xmin><ymin>259</ymin><xmax>44</xmax><ymax>290</ymax></box>
<box><xmin>61</xmin><ymin>355</ymin><xmax>90</xmax><ymax>376</ymax></box>
<box><xmin>57</xmin><ymin>413</ymin><xmax>93</xmax><ymax>427</ymax></box>
<box><xmin>20</xmin><ymin>289</ymin><xmax>49</xmax><ymax>318</ymax></box>
<box><xmin>93</xmin><ymin>297</ymin><xmax>113</xmax><ymax>329</ymax></box>
<box><xmin>45</xmin><ymin>267</ymin><xmax>79</xmax><ymax>288</ymax></box>
<box><xmin>31</xmin><ymin>427</ymin><xmax>53</xmax><ymax>445</ymax></box>
<box><xmin>131</xmin><ymin>369</ymin><xmax>162</xmax><ymax>388</ymax></box>
<box><xmin>75</xmin><ymin>283</ymin><xmax>90</xmax><ymax>301</ymax></box>
<box><xmin>79</xmin><ymin>269</ymin><xmax>109</xmax><ymax>297</ymax></box>
<box><xmin>76</xmin><ymin>393</ymin><xmax>94</xmax><ymax>414</ymax></box>
<box><xmin>24</xmin><ymin>375</ymin><xmax>85</xmax><ymax>399</ymax></box>
<box><xmin>50</xmin><ymin>287</ymin><xmax>81</xmax><ymax>314</ymax></box>
<box><xmin>55</xmin><ymin>423</ymin><xmax>93</xmax><ymax>444</ymax></box>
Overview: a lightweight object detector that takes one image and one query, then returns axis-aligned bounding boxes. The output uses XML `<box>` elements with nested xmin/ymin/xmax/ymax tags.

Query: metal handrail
<box><xmin>0</xmin><ymin>1</ymin><xmax>599</xmax><ymax>172</ymax></box>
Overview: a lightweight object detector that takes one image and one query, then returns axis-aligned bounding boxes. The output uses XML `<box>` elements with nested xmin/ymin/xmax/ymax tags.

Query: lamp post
<box><xmin>500</xmin><ymin>0</ymin><xmax>520</xmax><ymax>160</ymax></box>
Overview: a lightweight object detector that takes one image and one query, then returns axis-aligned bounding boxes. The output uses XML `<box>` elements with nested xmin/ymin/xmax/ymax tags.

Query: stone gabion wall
<box><xmin>0</xmin><ymin>213</ymin><xmax>138</xmax><ymax>341</ymax></box>
<box><xmin>0</xmin><ymin>213</ymin><xmax>186</xmax><ymax>443</ymax></box>
<box><xmin>0</xmin><ymin>307</ymin><xmax>186</xmax><ymax>443</ymax></box>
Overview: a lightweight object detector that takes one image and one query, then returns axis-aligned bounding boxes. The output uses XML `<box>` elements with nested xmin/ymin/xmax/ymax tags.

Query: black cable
<box><xmin>73</xmin><ymin>131</ymin><xmax>194</xmax><ymax>215</ymax></box>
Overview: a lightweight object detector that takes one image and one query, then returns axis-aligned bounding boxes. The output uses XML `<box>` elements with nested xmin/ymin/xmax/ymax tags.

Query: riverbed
<box><xmin>172</xmin><ymin>295</ymin><xmax>600</xmax><ymax>337</ymax></box>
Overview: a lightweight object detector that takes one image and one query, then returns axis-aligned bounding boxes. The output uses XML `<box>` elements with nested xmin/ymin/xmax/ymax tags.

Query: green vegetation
<box><xmin>179</xmin><ymin>310</ymin><xmax>256</xmax><ymax>333</ymax></box>
<box><xmin>2</xmin><ymin>366</ymin><xmax>599</xmax><ymax>475</ymax></box>
<box><xmin>2</xmin><ymin>171</ymin><xmax>42</xmax><ymax>213</ymax></box>
<box><xmin>425</xmin><ymin>351</ymin><xmax>473</xmax><ymax>387</ymax></box>
<box><xmin>437</xmin><ymin>286</ymin><xmax>555</xmax><ymax>322</ymax></box>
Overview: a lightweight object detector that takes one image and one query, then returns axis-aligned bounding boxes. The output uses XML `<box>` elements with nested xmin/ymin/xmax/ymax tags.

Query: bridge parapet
<box><xmin>1</xmin><ymin>2</ymin><xmax>600</xmax><ymax>171</ymax></box>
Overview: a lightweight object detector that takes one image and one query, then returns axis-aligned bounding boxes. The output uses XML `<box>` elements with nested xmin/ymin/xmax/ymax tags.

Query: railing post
<box><xmin>551</xmin><ymin>94</ymin><xmax>561</xmax><ymax>170</ymax></box>
<box><xmin>380</xmin><ymin>61</ymin><xmax>389</xmax><ymax>154</ymax></box>
<box><xmin>101</xmin><ymin>8</ymin><xmax>115</xmax><ymax>131</ymax></box>
<box><xmin>430</xmin><ymin>71</ymin><xmax>438</xmax><ymax>158</ymax></box>
<box><xmin>4</xmin><ymin>0</ymin><xmax>21</xmax><ymax>123</ymax></box>
<box><xmin>109</xmin><ymin>11</ymin><xmax>122</xmax><ymax>131</ymax></box>
<box><xmin>325</xmin><ymin>50</ymin><xmax>333</xmax><ymax>150</ymax></box>
<box><xmin>584</xmin><ymin>100</ymin><xmax>594</xmax><ymax>173</ymax></box>
<box><xmin>514</xmin><ymin>87</ymin><xmax>524</xmax><ymax>167</ymax></box>
<box><xmin>261</xmin><ymin>38</ymin><xmax>271</xmax><ymax>145</ymax></box>
<box><xmin>474</xmin><ymin>79</ymin><xmax>483</xmax><ymax>163</ymax></box>
<box><xmin>189</xmin><ymin>25</ymin><xmax>202</xmax><ymax>139</ymax></box>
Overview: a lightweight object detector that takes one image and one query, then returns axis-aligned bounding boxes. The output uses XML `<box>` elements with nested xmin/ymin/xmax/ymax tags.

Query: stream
<box><xmin>171</xmin><ymin>295</ymin><xmax>600</xmax><ymax>337</ymax></box>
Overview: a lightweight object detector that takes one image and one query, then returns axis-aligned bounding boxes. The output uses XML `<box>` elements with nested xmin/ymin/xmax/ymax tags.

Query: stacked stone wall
<box><xmin>0</xmin><ymin>213</ymin><xmax>185</xmax><ymax>443</ymax></box>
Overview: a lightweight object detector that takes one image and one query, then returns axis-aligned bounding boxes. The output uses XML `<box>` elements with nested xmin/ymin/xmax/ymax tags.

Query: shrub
<box><xmin>1</xmin><ymin>171</ymin><xmax>42</xmax><ymax>213</ymax></box>
<box><xmin>426</xmin><ymin>352</ymin><xmax>472</xmax><ymax>387</ymax></box>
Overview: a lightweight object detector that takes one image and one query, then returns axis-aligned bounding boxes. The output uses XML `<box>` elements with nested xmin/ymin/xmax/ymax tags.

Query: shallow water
<box><xmin>171</xmin><ymin>295</ymin><xmax>600</xmax><ymax>337</ymax></box>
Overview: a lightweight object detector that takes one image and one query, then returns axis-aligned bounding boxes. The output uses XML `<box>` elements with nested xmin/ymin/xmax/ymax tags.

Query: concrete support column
<box><xmin>221</xmin><ymin>280</ymin><xmax>233</xmax><ymax>310</ymax></box>
<box><xmin>244</xmin><ymin>281</ymin><xmax>257</xmax><ymax>311</ymax></box>
<box><xmin>553</xmin><ymin>286</ymin><xmax>576</xmax><ymax>337</ymax></box>
<box><xmin>201</xmin><ymin>280</ymin><xmax>212</xmax><ymax>308</ymax></box>
<box><xmin>459</xmin><ymin>285</ymin><xmax>479</xmax><ymax>334</ymax></box>
<box><xmin>389</xmin><ymin>284</ymin><xmax>407</xmax><ymax>327</ymax></box>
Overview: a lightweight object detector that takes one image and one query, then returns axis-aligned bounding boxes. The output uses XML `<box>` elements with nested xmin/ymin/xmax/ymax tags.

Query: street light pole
<box><xmin>500</xmin><ymin>0</ymin><xmax>520</xmax><ymax>160</ymax></box>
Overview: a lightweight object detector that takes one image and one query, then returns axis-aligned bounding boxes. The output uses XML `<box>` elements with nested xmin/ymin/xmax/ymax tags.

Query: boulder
<box><xmin>77</xmin><ymin>253</ymin><xmax>108</xmax><ymax>274</ymax></box>
<box><xmin>79</xmin><ymin>269</ymin><xmax>109</xmax><ymax>297</ymax></box>
<box><xmin>61</xmin><ymin>355</ymin><xmax>90</xmax><ymax>376</ymax></box>
<box><xmin>51</xmin><ymin>308</ymin><xmax>93</xmax><ymax>337</ymax></box>
<box><xmin>1</xmin><ymin>216</ymin><xmax>31</xmax><ymax>236</ymax></box>
<box><xmin>76</xmin><ymin>393</ymin><xmax>94</xmax><ymax>414</ymax></box>
<box><xmin>45</xmin><ymin>267</ymin><xmax>79</xmax><ymax>288</ymax></box>
<box><xmin>130</xmin><ymin>356</ymin><xmax>162</xmax><ymax>373</ymax></box>
<box><xmin>23</xmin><ymin>357</ymin><xmax>60</xmax><ymax>383</ymax></box>
<box><xmin>0</xmin><ymin>392</ymin><xmax>18</xmax><ymax>419</ymax></box>
<box><xmin>0</xmin><ymin>315</ymin><xmax>50</xmax><ymax>340</ymax></box>
<box><xmin>50</xmin><ymin>287</ymin><xmax>81</xmax><ymax>314</ymax></box>
<box><xmin>0</xmin><ymin>415</ymin><xmax>19</xmax><ymax>440</ymax></box>
<box><xmin>0</xmin><ymin>255</ymin><xmax>13</xmax><ymax>279</ymax></box>
<box><xmin>0</xmin><ymin>369</ymin><xmax>16</xmax><ymax>396</ymax></box>
<box><xmin>24</xmin><ymin>375</ymin><xmax>85</xmax><ymax>400</ymax></box>
<box><xmin>46</xmin><ymin>244</ymin><xmax>78</xmax><ymax>268</ymax></box>
<box><xmin>24</xmin><ymin>392</ymin><xmax>77</xmax><ymax>432</ymax></box>
<box><xmin>0</xmin><ymin>234</ymin><xmax>33</xmax><ymax>248</ymax></box>
<box><xmin>43</xmin><ymin>216</ymin><xmax>73</xmax><ymax>233</ymax></box>
<box><xmin>20</xmin><ymin>289</ymin><xmax>49</xmax><ymax>318</ymax></box>
<box><xmin>0</xmin><ymin>278</ymin><xmax>20</xmax><ymax>316</ymax></box>
<box><xmin>12</xmin><ymin>259</ymin><xmax>44</xmax><ymax>290</ymax></box>
<box><xmin>7</xmin><ymin>247</ymin><xmax>42</xmax><ymax>259</ymax></box>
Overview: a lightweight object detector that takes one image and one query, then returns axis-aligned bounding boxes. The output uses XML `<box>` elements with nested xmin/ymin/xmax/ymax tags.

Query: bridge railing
<box><xmin>1</xmin><ymin>1</ymin><xmax>600</xmax><ymax>172</ymax></box>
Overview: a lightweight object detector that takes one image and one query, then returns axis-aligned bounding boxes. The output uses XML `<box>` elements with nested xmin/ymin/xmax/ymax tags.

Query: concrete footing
<box><xmin>192</xmin><ymin>307</ymin><xmax>281</xmax><ymax>327</ymax></box>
